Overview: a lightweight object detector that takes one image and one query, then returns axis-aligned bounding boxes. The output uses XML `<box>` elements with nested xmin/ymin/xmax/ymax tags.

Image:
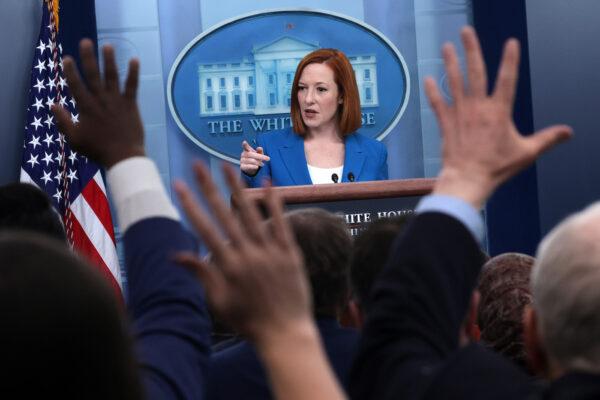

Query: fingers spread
<box><xmin>462</xmin><ymin>26</ymin><xmax>488</xmax><ymax>97</ymax></box>
<box><xmin>62</xmin><ymin>56</ymin><xmax>92</xmax><ymax>111</ymax></box>
<box><xmin>175</xmin><ymin>252</ymin><xmax>226</xmax><ymax>307</ymax></box>
<box><xmin>528</xmin><ymin>124</ymin><xmax>573</xmax><ymax>156</ymax></box>
<box><xmin>173</xmin><ymin>179</ymin><xmax>229</xmax><ymax>261</ymax></box>
<box><xmin>264</xmin><ymin>183</ymin><xmax>294</xmax><ymax>250</ymax></box>
<box><xmin>102</xmin><ymin>45</ymin><xmax>119</xmax><ymax>93</ymax></box>
<box><xmin>79</xmin><ymin>38</ymin><xmax>102</xmax><ymax>95</ymax></box>
<box><xmin>51</xmin><ymin>104</ymin><xmax>75</xmax><ymax>139</ymax></box>
<box><xmin>192</xmin><ymin>162</ymin><xmax>244</xmax><ymax>247</ymax></box>
<box><xmin>442</xmin><ymin>42</ymin><xmax>465</xmax><ymax>105</ymax></box>
<box><xmin>124</xmin><ymin>58</ymin><xmax>140</xmax><ymax>101</ymax></box>
<box><xmin>493</xmin><ymin>38</ymin><xmax>520</xmax><ymax>105</ymax></box>
<box><xmin>424</xmin><ymin>77</ymin><xmax>450</xmax><ymax>137</ymax></box>
<box><xmin>223</xmin><ymin>164</ymin><xmax>266</xmax><ymax>243</ymax></box>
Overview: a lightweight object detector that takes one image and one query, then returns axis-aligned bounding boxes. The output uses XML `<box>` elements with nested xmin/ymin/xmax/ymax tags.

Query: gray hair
<box><xmin>533</xmin><ymin>201</ymin><xmax>600</xmax><ymax>373</ymax></box>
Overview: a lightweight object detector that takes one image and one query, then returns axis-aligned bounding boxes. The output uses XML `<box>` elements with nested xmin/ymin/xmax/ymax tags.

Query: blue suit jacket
<box><xmin>242</xmin><ymin>128</ymin><xmax>388</xmax><ymax>188</ymax></box>
<box><xmin>207</xmin><ymin>318</ymin><xmax>359</xmax><ymax>400</ymax></box>
<box><xmin>125</xmin><ymin>217</ymin><xmax>211</xmax><ymax>399</ymax></box>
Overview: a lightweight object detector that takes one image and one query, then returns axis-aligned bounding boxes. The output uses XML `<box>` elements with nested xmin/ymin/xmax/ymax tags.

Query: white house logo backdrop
<box><xmin>168</xmin><ymin>9</ymin><xmax>410</xmax><ymax>163</ymax></box>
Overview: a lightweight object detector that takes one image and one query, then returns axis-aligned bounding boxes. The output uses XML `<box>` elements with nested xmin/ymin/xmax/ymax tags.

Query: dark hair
<box><xmin>285</xmin><ymin>209</ymin><xmax>352</xmax><ymax>317</ymax></box>
<box><xmin>290</xmin><ymin>48</ymin><xmax>362</xmax><ymax>136</ymax></box>
<box><xmin>477</xmin><ymin>252</ymin><xmax>535</xmax><ymax>371</ymax></box>
<box><xmin>350</xmin><ymin>216</ymin><xmax>408</xmax><ymax>313</ymax></box>
<box><xmin>0</xmin><ymin>183</ymin><xmax>66</xmax><ymax>242</ymax></box>
<box><xmin>0</xmin><ymin>231</ymin><xmax>142</xmax><ymax>398</ymax></box>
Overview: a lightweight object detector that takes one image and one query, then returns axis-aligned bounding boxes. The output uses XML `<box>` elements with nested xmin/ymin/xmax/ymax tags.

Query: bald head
<box><xmin>533</xmin><ymin>202</ymin><xmax>600</xmax><ymax>374</ymax></box>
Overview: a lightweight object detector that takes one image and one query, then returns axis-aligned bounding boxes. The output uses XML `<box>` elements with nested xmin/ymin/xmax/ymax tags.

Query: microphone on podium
<box><xmin>331</xmin><ymin>173</ymin><xmax>339</xmax><ymax>183</ymax></box>
<box><xmin>347</xmin><ymin>172</ymin><xmax>355</xmax><ymax>182</ymax></box>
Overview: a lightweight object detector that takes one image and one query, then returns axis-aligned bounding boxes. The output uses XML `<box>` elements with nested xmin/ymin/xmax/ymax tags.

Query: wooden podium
<box><xmin>236</xmin><ymin>179</ymin><xmax>435</xmax><ymax>235</ymax></box>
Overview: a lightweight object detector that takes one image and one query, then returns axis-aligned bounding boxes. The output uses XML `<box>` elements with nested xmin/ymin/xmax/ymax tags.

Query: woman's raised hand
<box><xmin>240</xmin><ymin>140</ymin><xmax>270</xmax><ymax>176</ymax></box>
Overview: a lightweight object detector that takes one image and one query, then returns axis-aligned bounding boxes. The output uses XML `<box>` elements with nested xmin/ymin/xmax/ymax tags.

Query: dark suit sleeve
<box><xmin>349</xmin><ymin>212</ymin><xmax>484</xmax><ymax>400</ymax></box>
<box><xmin>241</xmin><ymin>134</ymin><xmax>271</xmax><ymax>188</ymax></box>
<box><xmin>124</xmin><ymin>217</ymin><xmax>211</xmax><ymax>400</ymax></box>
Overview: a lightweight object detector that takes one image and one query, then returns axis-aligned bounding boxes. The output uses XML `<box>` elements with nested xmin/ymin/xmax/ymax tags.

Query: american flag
<box><xmin>20</xmin><ymin>0</ymin><xmax>122</xmax><ymax>296</ymax></box>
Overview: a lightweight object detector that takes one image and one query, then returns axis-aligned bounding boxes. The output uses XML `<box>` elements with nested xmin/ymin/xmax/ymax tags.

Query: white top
<box><xmin>107</xmin><ymin>157</ymin><xmax>180</xmax><ymax>232</ymax></box>
<box><xmin>307</xmin><ymin>164</ymin><xmax>344</xmax><ymax>185</ymax></box>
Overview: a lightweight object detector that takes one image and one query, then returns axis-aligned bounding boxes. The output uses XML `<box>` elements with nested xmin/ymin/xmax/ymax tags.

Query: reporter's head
<box><xmin>0</xmin><ymin>231</ymin><xmax>142</xmax><ymax>399</ymax></box>
<box><xmin>528</xmin><ymin>202</ymin><xmax>600</xmax><ymax>376</ymax></box>
<box><xmin>0</xmin><ymin>183</ymin><xmax>66</xmax><ymax>242</ymax></box>
<box><xmin>283</xmin><ymin>208</ymin><xmax>352</xmax><ymax>318</ymax></box>
<box><xmin>477</xmin><ymin>252</ymin><xmax>534</xmax><ymax>371</ymax></box>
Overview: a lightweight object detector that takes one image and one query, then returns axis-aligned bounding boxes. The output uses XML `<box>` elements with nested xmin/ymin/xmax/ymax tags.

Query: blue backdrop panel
<box><xmin>473</xmin><ymin>0</ymin><xmax>541</xmax><ymax>256</ymax></box>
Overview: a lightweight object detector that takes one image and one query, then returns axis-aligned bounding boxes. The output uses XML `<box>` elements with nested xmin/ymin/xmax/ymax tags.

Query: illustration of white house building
<box><xmin>197</xmin><ymin>36</ymin><xmax>378</xmax><ymax>116</ymax></box>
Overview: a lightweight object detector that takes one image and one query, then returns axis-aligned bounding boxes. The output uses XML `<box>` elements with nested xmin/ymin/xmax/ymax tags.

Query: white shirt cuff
<box><xmin>107</xmin><ymin>157</ymin><xmax>179</xmax><ymax>232</ymax></box>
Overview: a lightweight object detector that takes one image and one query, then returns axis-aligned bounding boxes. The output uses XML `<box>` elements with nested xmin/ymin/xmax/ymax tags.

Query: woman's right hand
<box><xmin>240</xmin><ymin>140</ymin><xmax>270</xmax><ymax>176</ymax></box>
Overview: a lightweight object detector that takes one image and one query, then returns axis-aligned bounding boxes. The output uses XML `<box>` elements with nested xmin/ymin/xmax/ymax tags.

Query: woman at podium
<box><xmin>240</xmin><ymin>48</ymin><xmax>388</xmax><ymax>188</ymax></box>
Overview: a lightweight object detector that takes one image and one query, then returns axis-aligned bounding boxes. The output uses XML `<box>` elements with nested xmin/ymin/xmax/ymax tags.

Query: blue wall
<box><xmin>0</xmin><ymin>0</ymin><xmax>42</xmax><ymax>185</ymax></box>
<box><xmin>526</xmin><ymin>0</ymin><xmax>600</xmax><ymax>236</ymax></box>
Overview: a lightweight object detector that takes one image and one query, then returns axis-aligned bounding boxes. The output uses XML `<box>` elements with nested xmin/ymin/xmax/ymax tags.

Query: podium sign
<box><xmin>237</xmin><ymin>179</ymin><xmax>435</xmax><ymax>236</ymax></box>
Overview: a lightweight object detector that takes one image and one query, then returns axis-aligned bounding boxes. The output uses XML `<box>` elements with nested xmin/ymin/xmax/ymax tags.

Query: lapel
<box><xmin>342</xmin><ymin>134</ymin><xmax>365</xmax><ymax>182</ymax></box>
<box><xmin>278</xmin><ymin>130</ymin><xmax>312</xmax><ymax>185</ymax></box>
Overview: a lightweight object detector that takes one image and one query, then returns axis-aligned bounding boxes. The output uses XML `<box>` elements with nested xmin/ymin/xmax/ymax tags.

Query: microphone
<box><xmin>331</xmin><ymin>173</ymin><xmax>339</xmax><ymax>183</ymax></box>
<box><xmin>347</xmin><ymin>172</ymin><xmax>355</xmax><ymax>182</ymax></box>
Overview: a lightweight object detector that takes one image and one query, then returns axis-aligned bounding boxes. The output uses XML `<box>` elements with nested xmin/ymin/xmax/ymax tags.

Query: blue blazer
<box><xmin>242</xmin><ymin>128</ymin><xmax>388</xmax><ymax>188</ymax></box>
<box><xmin>207</xmin><ymin>318</ymin><xmax>359</xmax><ymax>400</ymax></box>
<box><xmin>125</xmin><ymin>217</ymin><xmax>211</xmax><ymax>399</ymax></box>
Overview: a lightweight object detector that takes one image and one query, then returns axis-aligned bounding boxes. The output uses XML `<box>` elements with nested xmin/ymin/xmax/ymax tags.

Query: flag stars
<box><xmin>30</xmin><ymin>116</ymin><xmax>43</xmax><ymax>130</ymax></box>
<box><xmin>43</xmin><ymin>133</ymin><xmax>54</xmax><ymax>147</ymax></box>
<box><xmin>32</xmin><ymin>97</ymin><xmax>44</xmax><ymax>112</ymax></box>
<box><xmin>29</xmin><ymin>135</ymin><xmax>41</xmax><ymax>149</ymax></box>
<box><xmin>56</xmin><ymin>133</ymin><xmax>65</xmax><ymax>146</ymax></box>
<box><xmin>34</xmin><ymin>79</ymin><xmax>45</xmax><ymax>93</ymax></box>
<box><xmin>34</xmin><ymin>59</ymin><xmax>46</xmax><ymax>74</ymax></box>
<box><xmin>58</xmin><ymin>76</ymin><xmax>67</xmax><ymax>90</ymax></box>
<box><xmin>46</xmin><ymin>40</ymin><xmax>55</xmax><ymax>53</ymax></box>
<box><xmin>69</xmin><ymin>98</ymin><xmax>76</xmax><ymax>108</ymax></box>
<box><xmin>41</xmin><ymin>170</ymin><xmax>53</xmax><ymax>185</ymax></box>
<box><xmin>36</xmin><ymin>40</ymin><xmax>46</xmax><ymax>55</ymax></box>
<box><xmin>53</xmin><ymin>171</ymin><xmax>63</xmax><ymax>184</ymax></box>
<box><xmin>26</xmin><ymin>154</ymin><xmax>39</xmax><ymax>168</ymax></box>
<box><xmin>46</xmin><ymin>96</ymin><xmax>55</xmax><ymax>108</ymax></box>
<box><xmin>47</xmin><ymin>77</ymin><xmax>57</xmax><ymax>91</ymax></box>
<box><xmin>71</xmin><ymin>113</ymin><xmax>79</xmax><ymax>124</ymax></box>
<box><xmin>44</xmin><ymin>115</ymin><xmax>54</xmax><ymax>129</ymax></box>
<box><xmin>42</xmin><ymin>152</ymin><xmax>54</xmax><ymax>166</ymax></box>
<box><xmin>47</xmin><ymin>58</ymin><xmax>56</xmax><ymax>71</ymax></box>
<box><xmin>67</xmin><ymin>169</ymin><xmax>78</xmax><ymax>183</ymax></box>
<box><xmin>58</xmin><ymin>96</ymin><xmax>67</xmax><ymax>107</ymax></box>
<box><xmin>53</xmin><ymin>188</ymin><xmax>62</xmax><ymax>201</ymax></box>
<box><xmin>68</xmin><ymin>150</ymin><xmax>78</xmax><ymax>164</ymax></box>
<box><xmin>55</xmin><ymin>152</ymin><xmax>63</xmax><ymax>164</ymax></box>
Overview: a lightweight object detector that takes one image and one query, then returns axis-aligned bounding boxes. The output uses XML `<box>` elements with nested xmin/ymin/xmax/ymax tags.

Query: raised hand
<box><xmin>175</xmin><ymin>164</ymin><xmax>346</xmax><ymax>400</ymax></box>
<box><xmin>425</xmin><ymin>27</ymin><xmax>572</xmax><ymax>208</ymax></box>
<box><xmin>52</xmin><ymin>39</ymin><xmax>145</xmax><ymax>168</ymax></box>
<box><xmin>174</xmin><ymin>163</ymin><xmax>309</xmax><ymax>346</ymax></box>
<box><xmin>240</xmin><ymin>140</ymin><xmax>270</xmax><ymax>176</ymax></box>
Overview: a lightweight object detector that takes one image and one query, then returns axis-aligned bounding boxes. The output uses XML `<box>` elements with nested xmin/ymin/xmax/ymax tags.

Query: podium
<box><xmin>237</xmin><ymin>179</ymin><xmax>435</xmax><ymax>235</ymax></box>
